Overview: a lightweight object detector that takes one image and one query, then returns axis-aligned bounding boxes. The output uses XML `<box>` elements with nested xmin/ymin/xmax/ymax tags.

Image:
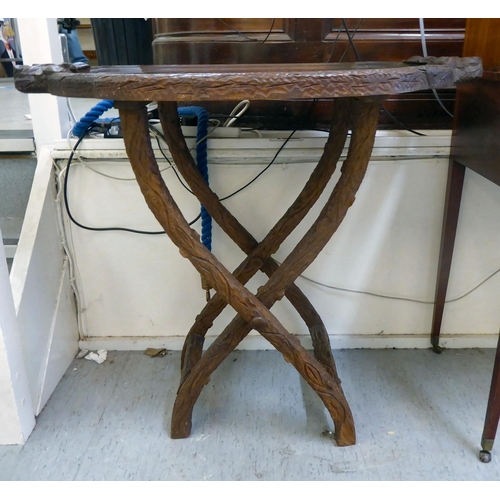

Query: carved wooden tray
<box><xmin>14</xmin><ymin>57</ymin><xmax>482</xmax><ymax>102</ymax></box>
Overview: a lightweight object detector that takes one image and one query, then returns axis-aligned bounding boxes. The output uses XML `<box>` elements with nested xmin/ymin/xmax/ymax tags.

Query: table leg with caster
<box><xmin>479</xmin><ymin>332</ymin><xmax>500</xmax><ymax>462</ymax></box>
<box><xmin>431</xmin><ymin>159</ymin><xmax>466</xmax><ymax>353</ymax></box>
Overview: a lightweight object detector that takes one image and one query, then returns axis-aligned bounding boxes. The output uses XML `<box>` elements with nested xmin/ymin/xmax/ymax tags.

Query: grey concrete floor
<box><xmin>0</xmin><ymin>348</ymin><xmax>499</xmax><ymax>481</ymax></box>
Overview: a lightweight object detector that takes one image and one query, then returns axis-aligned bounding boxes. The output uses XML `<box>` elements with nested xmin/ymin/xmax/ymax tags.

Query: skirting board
<box><xmin>79</xmin><ymin>333</ymin><xmax>500</xmax><ymax>352</ymax></box>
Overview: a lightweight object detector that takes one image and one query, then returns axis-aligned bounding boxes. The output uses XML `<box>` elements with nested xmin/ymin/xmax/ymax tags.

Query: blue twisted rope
<box><xmin>177</xmin><ymin>106</ymin><xmax>211</xmax><ymax>252</ymax></box>
<box><xmin>71</xmin><ymin>99</ymin><xmax>115</xmax><ymax>137</ymax></box>
<box><xmin>71</xmin><ymin>101</ymin><xmax>212</xmax><ymax>251</ymax></box>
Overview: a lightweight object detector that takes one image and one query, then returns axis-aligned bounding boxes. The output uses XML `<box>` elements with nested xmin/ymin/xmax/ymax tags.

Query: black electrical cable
<box><xmin>339</xmin><ymin>18</ymin><xmax>426</xmax><ymax>137</ymax></box>
<box><xmin>217</xmin><ymin>19</ymin><xmax>258</xmax><ymax>41</ymax></box>
<box><xmin>341</xmin><ymin>18</ymin><xmax>361</xmax><ymax>61</ymax></box>
<box><xmin>64</xmin><ymin>116</ymin><xmax>291</xmax><ymax>236</ymax></box>
<box><xmin>62</xmin><ymin>125</ymin><xmax>201</xmax><ymax>235</ymax></box>
<box><xmin>379</xmin><ymin>106</ymin><xmax>426</xmax><ymax>136</ymax></box>
<box><xmin>153</xmin><ymin>123</ymin><xmax>297</xmax><ymax>202</ymax></box>
<box><xmin>261</xmin><ymin>19</ymin><xmax>276</xmax><ymax>44</ymax></box>
<box><xmin>326</xmin><ymin>23</ymin><xmax>346</xmax><ymax>63</ymax></box>
<box><xmin>151</xmin><ymin>129</ymin><xmax>195</xmax><ymax>195</ymax></box>
<box><xmin>220</xmin><ymin>130</ymin><xmax>296</xmax><ymax>201</ymax></box>
<box><xmin>217</xmin><ymin>18</ymin><xmax>276</xmax><ymax>44</ymax></box>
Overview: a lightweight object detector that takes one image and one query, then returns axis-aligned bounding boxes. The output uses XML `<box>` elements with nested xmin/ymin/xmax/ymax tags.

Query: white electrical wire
<box><xmin>242</xmin><ymin>128</ymin><xmax>263</xmax><ymax>138</ymax></box>
<box><xmin>224</xmin><ymin>100</ymin><xmax>250</xmax><ymax>127</ymax></box>
<box><xmin>56</xmin><ymin>158</ymin><xmax>172</xmax><ymax>183</ymax></box>
<box><xmin>150</xmin><ymin>119</ymin><xmax>221</xmax><ymax>154</ymax></box>
<box><xmin>297</xmin><ymin>267</ymin><xmax>500</xmax><ymax>305</ymax></box>
<box><xmin>82</xmin><ymin>161</ymin><xmax>171</xmax><ymax>181</ymax></box>
<box><xmin>66</xmin><ymin>97</ymin><xmax>78</xmax><ymax>125</ymax></box>
<box><xmin>419</xmin><ymin>18</ymin><xmax>454</xmax><ymax>119</ymax></box>
<box><xmin>274</xmin><ymin>260</ymin><xmax>500</xmax><ymax>306</ymax></box>
<box><xmin>52</xmin><ymin>159</ymin><xmax>88</xmax><ymax>337</ymax></box>
<box><xmin>190</xmin><ymin>119</ymin><xmax>221</xmax><ymax>150</ymax></box>
<box><xmin>59</xmin><ymin>122</ymin><xmax>221</xmax><ymax>182</ymax></box>
<box><xmin>419</xmin><ymin>18</ymin><xmax>429</xmax><ymax>57</ymax></box>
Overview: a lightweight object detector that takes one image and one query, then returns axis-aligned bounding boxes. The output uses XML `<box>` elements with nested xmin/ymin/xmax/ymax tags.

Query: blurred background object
<box><xmin>0</xmin><ymin>19</ymin><xmax>22</xmax><ymax>77</ymax></box>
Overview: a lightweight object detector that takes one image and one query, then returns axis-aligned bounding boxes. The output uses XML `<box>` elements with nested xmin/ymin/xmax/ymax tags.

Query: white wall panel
<box><xmin>52</xmin><ymin>131</ymin><xmax>500</xmax><ymax>350</ymax></box>
<box><xmin>11</xmin><ymin>148</ymin><xmax>79</xmax><ymax>414</ymax></box>
<box><xmin>0</xmin><ymin>228</ymin><xmax>35</xmax><ymax>445</ymax></box>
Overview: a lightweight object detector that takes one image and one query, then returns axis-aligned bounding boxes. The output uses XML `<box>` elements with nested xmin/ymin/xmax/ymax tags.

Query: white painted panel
<box><xmin>49</xmin><ymin>131</ymin><xmax>500</xmax><ymax>349</ymax></box>
<box><xmin>57</xmin><ymin>154</ymin><xmax>446</xmax><ymax>343</ymax></box>
<box><xmin>0</xmin><ymin>138</ymin><xmax>34</xmax><ymax>153</ymax></box>
<box><xmin>3</xmin><ymin>245</ymin><xmax>16</xmax><ymax>259</ymax></box>
<box><xmin>0</xmin><ymin>229</ymin><xmax>35</xmax><ymax>445</ymax></box>
<box><xmin>14</xmin><ymin>178</ymin><xmax>64</xmax><ymax>411</ymax></box>
<box><xmin>36</xmin><ymin>261</ymin><xmax>79</xmax><ymax>414</ymax></box>
<box><xmin>11</xmin><ymin>147</ymin><xmax>79</xmax><ymax>414</ymax></box>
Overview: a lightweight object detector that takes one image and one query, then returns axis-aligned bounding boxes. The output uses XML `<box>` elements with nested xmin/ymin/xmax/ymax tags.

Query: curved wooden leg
<box><xmin>171</xmin><ymin>311</ymin><xmax>355</xmax><ymax>445</ymax></box>
<box><xmin>117</xmin><ymin>102</ymin><xmax>360</xmax><ymax>445</ymax></box>
<box><xmin>181</xmin><ymin>270</ymin><xmax>339</xmax><ymax>384</ymax></box>
<box><xmin>171</xmin><ymin>99</ymin><xmax>380</xmax><ymax>444</ymax></box>
<box><xmin>158</xmin><ymin>100</ymin><xmax>350</xmax><ymax>381</ymax></box>
<box><xmin>283</xmin><ymin>279</ymin><xmax>339</xmax><ymax>381</ymax></box>
<box><xmin>260</xmin><ymin>99</ymin><xmax>380</xmax><ymax>297</ymax></box>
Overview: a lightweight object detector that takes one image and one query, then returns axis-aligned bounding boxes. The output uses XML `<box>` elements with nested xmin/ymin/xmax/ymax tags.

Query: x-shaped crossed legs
<box><xmin>117</xmin><ymin>97</ymin><xmax>380</xmax><ymax>446</ymax></box>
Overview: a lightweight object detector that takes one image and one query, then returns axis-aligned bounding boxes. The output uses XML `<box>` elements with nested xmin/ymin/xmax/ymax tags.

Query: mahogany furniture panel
<box><xmin>431</xmin><ymin>74</ymin><xmax>500</xmax><ymax>463</ymax></box>
<box><xmin>152</xmin><ymin>18</ymin><xmax>466</xmax><ymax>130</ymax></box>
<box><xmin>431</xmin><ymin>18</ymin><xmax>500</xmax><ymax>463</ymax></box>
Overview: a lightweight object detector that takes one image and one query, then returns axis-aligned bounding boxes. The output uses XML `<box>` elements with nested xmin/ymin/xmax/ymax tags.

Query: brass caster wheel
<box><xmin>479</xmin><ymin>450</ymin><xmax>492</xmax><ymax>463</ymax></box>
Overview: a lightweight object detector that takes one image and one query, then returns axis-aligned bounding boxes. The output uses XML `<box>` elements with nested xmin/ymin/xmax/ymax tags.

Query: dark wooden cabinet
<box><xmin>152</xmin><ymin>18</ymin><xmax>466</xmax><ymax>130</ymax></box>
<box><xmin>432</xmin><ymin>18</ymin><xmax>500</xmax><ymax>460</ymax></box>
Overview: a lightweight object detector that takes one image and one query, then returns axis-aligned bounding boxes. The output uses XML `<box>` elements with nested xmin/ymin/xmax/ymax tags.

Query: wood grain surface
<box><xmin>14</xmin><ymin>57</ymin><xmax>482</xmax><ymax>102</ymax></box>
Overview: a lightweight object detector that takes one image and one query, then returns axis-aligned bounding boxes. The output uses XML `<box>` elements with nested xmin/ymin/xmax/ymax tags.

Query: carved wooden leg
<box><xmin>284</xmin><ymin>282</ymin><xmax>339</xmax><ymax>381</ymax></box>
<box><xmin>267</xmin><ymin>260</ymin><xmax>341</xmax><ymax>382</ymax></box>
<box><xmin>158</xmin><ymin>99</ymin><xmax>350</xmax><ymax>381</ymax></box>
<box><xmin>117</xmin><ymin>101</ymin><xmax>358</xmax><ymax>446</ymax></box>
<box><xmin>170</xmin><ymin>99</ymin><xmax>380</xmax><ymax>444</ymax></box>
<box><xmin>171</xmin><ymin>309</ymin><xmax>355</xmax><ymax>445</ymax></box>
<box><xmin>479</xmin><ymin>332</ymin><xmax>500</xmax><ymax>463</ymax></box>
<box><xmin>181</xmin><ymin>265</ymin><xmax>340</xmax><ymax>383</ymax></box>
<box><xmin>180</xmin><ymin>269</ymin><xmax>339</xmax><ymax>386</ymax></box>
<box><xmin>259</xmin><ymin>99</ymin><xmax>380</xmax><ymax>297</ymax></box>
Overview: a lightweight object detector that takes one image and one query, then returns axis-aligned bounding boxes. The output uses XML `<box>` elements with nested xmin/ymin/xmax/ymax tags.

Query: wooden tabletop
<box><xmin>14</xmin><ymin>57</ymin><xmax>482</xmax><ymax>102</ymax></box>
